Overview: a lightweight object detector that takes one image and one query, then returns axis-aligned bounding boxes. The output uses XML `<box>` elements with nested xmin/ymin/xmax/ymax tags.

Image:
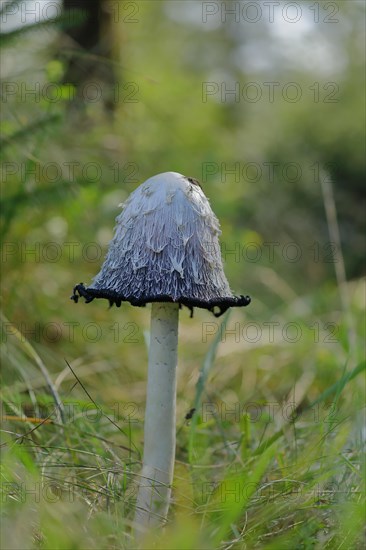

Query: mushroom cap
<box><xmin>72</xmin><ymin>172</ymin><xmax>250</xmax><ymax>316</ymax></box>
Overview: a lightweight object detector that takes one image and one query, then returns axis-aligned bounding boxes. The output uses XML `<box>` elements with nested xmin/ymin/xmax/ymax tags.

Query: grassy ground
<box><xmin>1</xmin><ymin>275</ymin><xmax>365</xmax><ymax>549</ymax></box>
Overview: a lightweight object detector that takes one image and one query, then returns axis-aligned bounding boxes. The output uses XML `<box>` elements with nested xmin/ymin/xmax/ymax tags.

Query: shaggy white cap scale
<box><xmin>72</xmin><ymin>172</ymin><xmax>250</xmax><ymax>315</ymax></box>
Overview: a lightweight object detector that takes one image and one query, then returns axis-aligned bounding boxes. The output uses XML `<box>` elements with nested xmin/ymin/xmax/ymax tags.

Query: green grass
<box><xmin>1</xmin><ymin>279</ymin><xmax>365</xmax><ymax>549</ymax></box>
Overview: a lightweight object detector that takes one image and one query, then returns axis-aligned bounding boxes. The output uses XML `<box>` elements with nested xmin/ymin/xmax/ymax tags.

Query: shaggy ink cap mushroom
<box><xmin>71</xmin><ymin>172</ymin><xmax>251</xmax><ymax>317</ymax></box>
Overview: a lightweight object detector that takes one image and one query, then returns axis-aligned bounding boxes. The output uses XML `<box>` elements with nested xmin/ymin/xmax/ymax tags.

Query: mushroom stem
<box><xmin>134</xmin><ymin>302</ymin><xmax>179</xmax><ymax>533</ymax></box>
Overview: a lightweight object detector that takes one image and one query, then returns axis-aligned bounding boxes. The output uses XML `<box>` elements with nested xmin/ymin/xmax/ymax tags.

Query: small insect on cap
<box><xmin>71</xmin><ymin>172</ymin><xmax>250</xmax><ymax>317</ymax></box>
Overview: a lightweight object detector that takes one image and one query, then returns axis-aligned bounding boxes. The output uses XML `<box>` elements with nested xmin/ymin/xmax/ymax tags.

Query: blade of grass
<box><xmin>211</xmin><ymin>443</ymin><xmax>277</xmax><ymax>545</ymax></box>
<box><xmin>320</xmin><ymin>172</ymin><xmax>357</xmax><ymax>359</ymax></box>
<box><xmin>1</xmin><ymin>312</ymin><xmax>65</xmax><ymax>423</ymax></box>
<box><xmin>254</xmin><ymin>360</ymin><xmax>365</xmax><ymax>456</ymax></box>
<box><xmin>308</xmin><ymin>360</ymin><xmax>365</xmax><ymax>408</ymax></box>
<box><xmin>188</xmin><ymin>310</ymin><xmax>231</xmax><ymax>463</ymax></box>
<box><xmin>64</xmin><ymin>360</ymin><xmax>140</xmax><ymax>457</ymax></box>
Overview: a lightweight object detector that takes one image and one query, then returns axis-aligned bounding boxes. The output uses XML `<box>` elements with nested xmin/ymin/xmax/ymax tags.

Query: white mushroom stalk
<box><xmin>71</xmin><ymin>172</ymin><xmax>251</xmax><ymax>535</ymax></box>
<box><xmin>134</xmin><ymin>302</ymin><xmax>179</xmax><ymax>529</ymax></box>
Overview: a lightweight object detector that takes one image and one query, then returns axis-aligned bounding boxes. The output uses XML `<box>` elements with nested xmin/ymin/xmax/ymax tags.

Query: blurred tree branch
<box><xmin>60</xmin><ymin>0</ymin><xmax>117</xmax><ymax>108</ymax></box>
